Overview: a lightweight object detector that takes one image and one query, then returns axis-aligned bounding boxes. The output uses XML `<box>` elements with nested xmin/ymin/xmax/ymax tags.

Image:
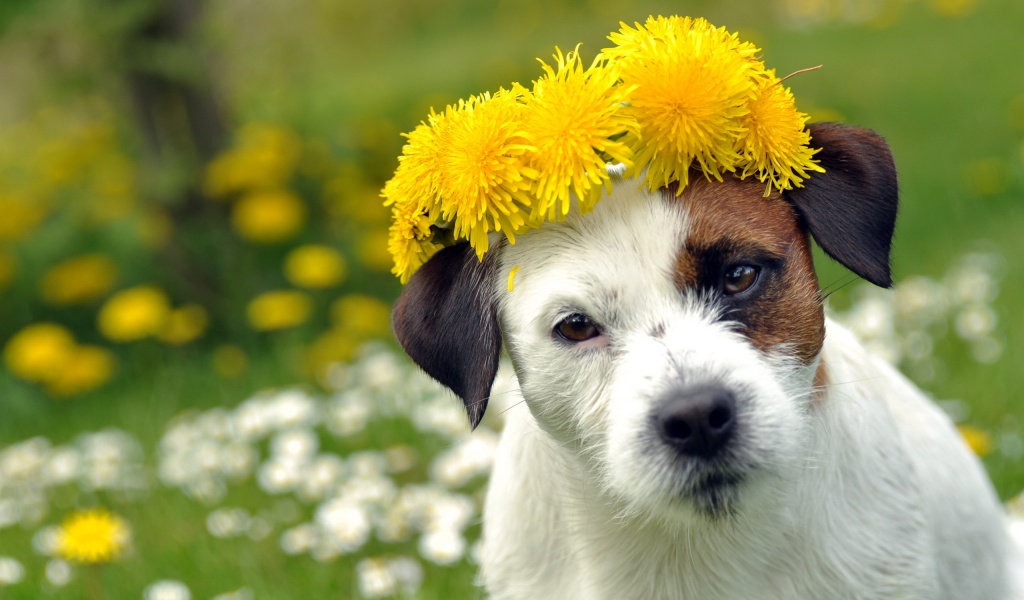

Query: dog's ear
<box><xmin>783</xmin><ymin>122</ymin><xmax>899</xmax><ymax>288</ymax></box>
<box><xmin>392</xmin><ymin>243</ymin><xmax>501</xmax><ymax>429</ymax></box>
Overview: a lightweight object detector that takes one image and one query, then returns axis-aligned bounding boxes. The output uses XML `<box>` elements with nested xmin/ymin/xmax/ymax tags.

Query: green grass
<box><xmin>0</xmin><ymin>346</ymin><xmax>487</xmax><ymax>599</ymax></box>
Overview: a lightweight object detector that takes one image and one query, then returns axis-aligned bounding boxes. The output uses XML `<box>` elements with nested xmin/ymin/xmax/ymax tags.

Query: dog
<box><xmin>393</xmin><ymin>122</ymin><xmax>1024</xmax><ymax>599</ymax></box>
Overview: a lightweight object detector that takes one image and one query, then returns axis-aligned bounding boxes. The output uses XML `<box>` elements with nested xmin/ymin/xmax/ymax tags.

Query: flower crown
<box><xmin>383</xmin><ymin>16</ymin><xmax>824</xmax><ymax>283</ymax></box>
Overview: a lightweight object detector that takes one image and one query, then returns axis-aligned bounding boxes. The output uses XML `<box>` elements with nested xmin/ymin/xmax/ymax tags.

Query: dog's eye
<box><xmin>722</xmin><ymin>264</ymin><xmax>760</xmax><ymax>295</ymax></box>
<box><xmin>555</xmin><ymin>313</ymin><xmax>601</xmax><ymax>343</ymax></box>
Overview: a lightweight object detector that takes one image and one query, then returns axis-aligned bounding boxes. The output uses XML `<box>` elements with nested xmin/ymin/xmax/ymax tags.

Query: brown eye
<box><xmin>555</xmin><ymin>313</ymin><xmax>600</xmax><ymax>342</ymax></box>
<box><xmin>723</xmin><ymin>264</ymin><xmax>760</xmax><ymax>295</ymax></box>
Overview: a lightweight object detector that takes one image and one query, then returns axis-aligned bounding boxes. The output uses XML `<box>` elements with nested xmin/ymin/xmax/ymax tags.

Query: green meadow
<box><xmin>0</xmin><ymin>0</ymin><xmax>1022</xmax><ymax>597</ymax></box>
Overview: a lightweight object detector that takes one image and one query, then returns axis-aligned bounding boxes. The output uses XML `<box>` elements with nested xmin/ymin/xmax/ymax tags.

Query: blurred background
<box><xmin>0</xmin><ymin>0</ymin><xmax>1022</xmax><ymax>597</ymax></box>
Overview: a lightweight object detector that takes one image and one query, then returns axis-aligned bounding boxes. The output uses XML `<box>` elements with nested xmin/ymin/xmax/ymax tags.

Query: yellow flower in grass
<box><xmin>305</xmin><ymin>328</ymin><xmax>359</xmax><ymax>376</ymax></box>
<box><xmin>247</xmin><ymin>290</ymin><xmax>312</xmax><ymax>331</ymax></box>
<box><xmin>0</xmin><ymin>195</ymin><xmax>49</xmax><ymax>242</ymax></box>
<box><xmin>438</xmin><ymin>89</ymin><xmax>538</xmax><ymax>258</ymax></box>
<box><xmin>284</xmin><ymin>245</ymin><xmax>347</xmax><ymax>289</ymax></box>
<box><xmin>97</xmin><ymin>286</ymin><xmax>171</xmax><ymax>342</ymax></box>
<box><xmin>737</xmin><ymin>71</ymin><xmax>824</xmax><ymax>194</ymax></box>
<box><xmin>231</xmin><ymin>189</ymin><xmax>307</xmax><ymax>244</ymax></box>
<box><xmin>45</xmin><ymin>345</ymin><xmax>116</xmax><ymax>397</ymax></box>
<box><xmin>605</xmin><ymin>16</ymin><xmax>766</xmax><ymax>192</ymax></box>
<box><xmin>203</xmin><ymin>123</ymin><xmax>303</xmax><ymax>198</ymax></box>
<box><xmin>963</xmin><ymin>158</ymin><xmax>1010</xmax><ymax>197</ymax></box>
<box><xmin>3</xmin><ymin>323</ymin><xmax>76</xmax><ymax>382</ymax></box>
<box><xmin>958</xmin><ymin>425</ymin><xmax>992</xmax><ymax>457</ymax></box>
<box><xmin>330</xmin><ymin>294</ymin><xmax>392</xmax><ymax>339</ymax></box>
<box><xmin>57</xmin><ymin>508</ymin><xmax>130</xmax><ymax>565</ymax></box>
<box><xmin>524</xmin><ymin>46</ymin><xmax>637</xmax><ymax>220</ymax></box>
<box><xmin>39</xmin><ymin>254</ymin><xmax>119</xmax><ymax>306</ymax></box>
<box><xmin>929</xmin><ymin>0</ymin><xmax>980</xmax><ymax>17</ymax></box>
<box><xmin>158</xmin><ymin>304</ymin><xmax>209</xmax><ymax>345</ymax></box>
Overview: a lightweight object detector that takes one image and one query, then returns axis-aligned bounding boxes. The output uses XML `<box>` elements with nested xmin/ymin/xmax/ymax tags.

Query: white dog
<box><xmin>393</xmin><ymin>123</ymin><xmax>1024</xmax><ymax>599</ymax></box>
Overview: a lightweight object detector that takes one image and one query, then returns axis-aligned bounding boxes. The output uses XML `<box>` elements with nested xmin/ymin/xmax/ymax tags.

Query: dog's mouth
<box><xmin>685</xmin><ymin>470</ymin><xmax>745</xmax><ymax>518</ymax></box>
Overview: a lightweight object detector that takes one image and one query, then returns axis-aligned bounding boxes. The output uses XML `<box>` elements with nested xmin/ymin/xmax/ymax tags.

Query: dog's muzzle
<box><xmin>655</xmin><ymin>384</ymin><xmax>736</xmax><ymax>458</ymax></box>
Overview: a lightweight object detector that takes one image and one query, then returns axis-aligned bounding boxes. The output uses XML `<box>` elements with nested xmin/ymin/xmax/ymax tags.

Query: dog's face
<box><xmin>394</xmin><ymin>122</ymin><xmax>899</xmax><ymax>521</ymax></box>
<box><xmin>494</xmin><ymin>175</ymin><xmax>825</xmax><ymax>520</ymax></box>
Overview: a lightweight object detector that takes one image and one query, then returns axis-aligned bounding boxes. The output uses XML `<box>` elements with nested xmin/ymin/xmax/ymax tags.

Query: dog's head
<box><xmin>393</xmin><ymin>122</ymin><xmax>898</xmax><ymax>520</ymax></box>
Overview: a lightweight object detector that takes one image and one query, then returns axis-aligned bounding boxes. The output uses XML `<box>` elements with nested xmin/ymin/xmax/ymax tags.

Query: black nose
<box><xmin>656</xmin><ymin>386</ymin><xmax>736</xmax><ymax>458</ymax></box>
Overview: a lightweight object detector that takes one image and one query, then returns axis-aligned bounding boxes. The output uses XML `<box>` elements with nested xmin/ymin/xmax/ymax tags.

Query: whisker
<box><xmin>821</xmin><ymin>273</ymin><xmax>859</xmax><ymax>299</ymax></box>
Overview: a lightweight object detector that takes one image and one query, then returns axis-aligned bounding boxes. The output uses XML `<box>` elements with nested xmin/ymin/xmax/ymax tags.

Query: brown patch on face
<box><xmin>668</xmin><ymin>176</ymin><xmax>825</xmax><ymax>364</ymax></box>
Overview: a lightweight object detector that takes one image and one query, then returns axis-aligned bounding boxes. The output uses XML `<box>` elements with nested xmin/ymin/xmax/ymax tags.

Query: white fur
<box><xmin>476</xmin><ymin>179</ymin><xmax>1023</xmax><ymax>599</ymax></box>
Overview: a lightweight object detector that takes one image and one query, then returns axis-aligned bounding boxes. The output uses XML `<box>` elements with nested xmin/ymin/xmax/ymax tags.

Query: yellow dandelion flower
<box><xmin>604</xmin><ymin>16</ymin><xmax>761</xmax><ymax>73</ymax></box>
<box><xmin>737</xmin><ymin>70</ymin><xmax>824</xmax><ymax>194</ymax></box>
<box><xmin>56</xmin><ymin>508</ymin><xmax>130</xmax><ymax>565</ymax></box>
<box><xmin>330</xmin><ymin>294</ymin><xmax>392</xmax><ymax>339</ymax></box>
<box><xmin>958</xmin><ymin>424</ymin><xmax>992</xmax><ymax>457</ymax></box>
<box><xmin>963</xmin><ymin>157</ymin><xmax>1010</xmax><ymax>197</ymax></box>
<box><xmin>304</xmin><ymin>328</ymin><xmax>359</xmax><ymax>376</ymax></box>
<box><xmin>231</xmin><ymin>189</ymin><xmax>307</xmax><ymax>244</ymax></box>
<box><xmin>524</xmin><ymin>46</ymin><xmax>637</xmax><ymax>219</ymax></box>
<box><xmin>283</xmin><ymin>244</ymin><xmax>348</xmax><ymax>289</ymax></box>
<box><xmin>3</xmin><ymin>323</ymin><xmax>77</xmax><ymax>382</ymax></box>
<box><xmin>605</xmin><ymin>16</ymin><xmax>766</xmax><ymax>192</ymax></box>
<box><xmin>929</xmin><ymin>0</ymin><xmax>980</xmax><ymax>18</ymax></box>
<box><xmin>97</xmin><ymin>286</ymin><xmax>171</xmax><ymax>342</ymax></box>
<box><xmin>158</xmin><ymin>304</ymin><xmax>209</xmax><ymax>345</ymax></box>
<box><xmin>212</xmin><ymin>344</ymin><xmax>248</xmax><ymax>379</ymax></box>
<box><xmin>39</xmin><ymin>254</ymin><xmax>119</xmax><ymax>306</ymax></box>
<box><xmin>382</xmin><ymin>108</ymin><xmax>449</xmax><ymax>219</ymax></box>
<box><xmin>203</xmin><ymin>123</ymin><xmax>303</xmax><ymax>198</ymax></box>
<box><xmin>0</xmin><ymin>194</ymin><xmax>49</xmax><ymax>242</ymax></box>
<box><xmin>382</xmin><ymin>16</ymin><xmax>827</xmax><ymax>281</ymax></box>
<box><xmin>246</xmin><ymin>290</ymin><xmax>312</xmax><ymax>331</ymax></box>
<box><xmin>45</xmin><ymin>345</ymin><xmax>116</xmax><ymax>397</ymax></box>
<box><xmin>438</xmin><ymin>88</ymin><xmax>538</xmax><ymax>258</ymax></box>
<box><xmin>387</xmin><ymin>205</ymin><xmax>444</xmax><ymax>284</ymax></box>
